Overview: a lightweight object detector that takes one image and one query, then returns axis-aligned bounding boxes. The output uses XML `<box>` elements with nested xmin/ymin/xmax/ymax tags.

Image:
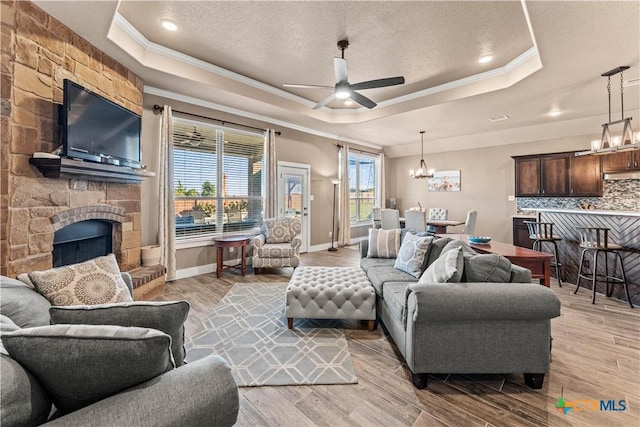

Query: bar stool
<box><xmin>524</xmin><ymin>221</ymin><xmax>563</xmax><ymax>287</ymax></box>
<box><xmin>574</xmin><ymin>226</ymin><xmax>633</xmax><ymax>308</ymax></box>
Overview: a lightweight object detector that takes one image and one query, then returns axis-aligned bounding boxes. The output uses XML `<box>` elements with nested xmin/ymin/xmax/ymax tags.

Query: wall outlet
<box><xmin>508</xmin><ymin>195</ymin><xmax>515</xmax><ymax>201</ymax></box>
<box><xmin>229</xmin><ymin>247</ymin><xmax>235</xmax><ymax>253</ymax></box>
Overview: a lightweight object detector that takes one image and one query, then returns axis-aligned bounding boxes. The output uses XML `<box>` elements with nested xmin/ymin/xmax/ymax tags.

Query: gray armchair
<box><xmin>252</xmin><ymin>217</ymin><xmax>302</xmax><ymax>273</ymax></box>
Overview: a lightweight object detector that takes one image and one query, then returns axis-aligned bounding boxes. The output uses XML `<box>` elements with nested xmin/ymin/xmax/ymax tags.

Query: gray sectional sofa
<box><xmin>0</xmin><ymin>275</ymin><xmax>239</xmax><ymax>426</ymax></box>
<box><xmin>359</xmin><ymin>233</ymin><xmax>561</xmax><ymax>389</ymax></box>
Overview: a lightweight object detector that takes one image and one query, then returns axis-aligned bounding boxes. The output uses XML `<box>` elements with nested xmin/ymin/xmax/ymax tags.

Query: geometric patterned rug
<box><xmin>185</xmin><ymin>282</ymin><xmax>358</xmax><ymax>386</ymax></box>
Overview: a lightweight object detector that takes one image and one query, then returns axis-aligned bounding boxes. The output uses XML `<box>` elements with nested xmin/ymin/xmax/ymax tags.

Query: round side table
<box><xmin>213</xmin><ymin>235</ymin><xmax>252</xmax><ymax>278</ymax></box>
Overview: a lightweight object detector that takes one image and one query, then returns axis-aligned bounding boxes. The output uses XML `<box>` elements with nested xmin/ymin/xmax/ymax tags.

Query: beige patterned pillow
<box><xmin>28</xmin><ymin>254</ymin><xmax>133</xmax><ymax>306</ymax></box>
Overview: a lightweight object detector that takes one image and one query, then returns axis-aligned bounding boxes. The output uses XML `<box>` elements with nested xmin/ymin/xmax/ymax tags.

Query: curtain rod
<box><xmin>152</xmin><ymin>105</ymin><xmax>281</xmax><ymax>135</ymax></box>
<box><xmin>336</xmin><ymin>144</ymin><xmax>381</xmax><ymax>157</ymax></box>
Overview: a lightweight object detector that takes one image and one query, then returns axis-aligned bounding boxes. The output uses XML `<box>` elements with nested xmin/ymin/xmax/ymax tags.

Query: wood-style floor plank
<box><xmin>154</xmin><ymin>245</ymin><xmax>640</xmax><ymax>426</ymax></box>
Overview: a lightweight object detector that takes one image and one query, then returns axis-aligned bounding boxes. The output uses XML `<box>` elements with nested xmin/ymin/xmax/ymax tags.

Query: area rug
<box><xmin>185</xmin><ymin>282</ymin><xmax>358</xmax><ymax>386</ymax></box>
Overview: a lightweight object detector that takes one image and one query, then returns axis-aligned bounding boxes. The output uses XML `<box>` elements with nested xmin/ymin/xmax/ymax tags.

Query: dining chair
<box><xmin>427</xmin><ymin>208</ymin><xmax>448</xmax><ymax>233</ymax></box>
<box><xmin>462</xmin><ymin>210</ymin><xmax>477</xmax><ymax>235</ymax></box>
<box><xmin>404</xmin><ymin>210</ymin><xmax>427</xmax><ymax>232</ymax></box>
<box><xmin>371</xmin><ymin>207</ymin><xmax>382</xmax><ymax>229</ymax></box>
<box><xmin>380</xmin><ymin>209</ymin><xmax>400</xmax><ymax>229</ymax></box>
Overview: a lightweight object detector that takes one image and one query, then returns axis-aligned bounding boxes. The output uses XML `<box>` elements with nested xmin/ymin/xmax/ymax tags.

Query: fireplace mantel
<box><xmin>30</xmin><ymin>157</ymin><xmax>155</xmax><ymax>184</ymax></box>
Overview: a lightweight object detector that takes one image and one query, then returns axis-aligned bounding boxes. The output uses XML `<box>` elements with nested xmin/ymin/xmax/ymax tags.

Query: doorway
<box><xmin>277</xmin><ymin>162</ymin><xmax>310</xmax><ymax>253</ymax></box>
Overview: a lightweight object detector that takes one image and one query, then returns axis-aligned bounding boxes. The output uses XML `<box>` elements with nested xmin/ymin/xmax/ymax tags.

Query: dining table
<box><xmin>425</xmin><ymin>219</ymin><xmax>465</xmax><ymax>234</ymax></box>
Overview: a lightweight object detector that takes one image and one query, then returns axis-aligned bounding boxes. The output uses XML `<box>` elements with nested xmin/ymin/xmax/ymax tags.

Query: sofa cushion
<box><xmin>0</xmin><ymin>276</ymin><xmax>51</xmax><ymax>328</ymax></box>
<box><xmin>441</xmin><ymin>239</ymin><xmax>478</xmax><ymax>258</ymax></box>
<box><xmin>463</xmin><ymin>254</ymin><xmax>512</xmax><ymax>283</ymax></box>
<box><xmin>367</xmin><ymin>266</ymin><xmax>417</xmax><ymax>296</ymax></box>
<box><xmin>1</xmin><ymin>353</ymin><xmax>52</xmax><ymax>426</ymax></box>
<box><xmin>419</xmin><ymin>247</ymin><xmax>464</xmax><ymax>284</ymax></box>
<box><xmin>393</xmin><ymin>234</ymin><xmax>433</xmax><ymax>278</ymax></box>
<box><xmin>2</xmin><ymin>324</ymin><xmax>175</xmax><ymax>414</ymax></box>
<box><xmin>256</xmin><ymin>244</ymin><xmax>295</xmax><ymax>258</ymax></box>
<box><xmin>424</xmin><ymin>237</ymin><xmax>453</xmax><ymax>267</ymax></box>
<box><xmin>360</xmin><ymin>257</ymin><xmax>396</xmax><ymax>273</ymax></box>
<box><xmin>382</xmin><ymin>282</ymin><xmax>410</xmax><ymax>325</ymax></box>
<box><xmin>264</xmin><ymin>218</ymin><xmax>293</xmax><ymax>243</ymax></box>
<box><xmin>28</xmin><ymin>254</ymin><xmax>133</xmax><ymax>306</ymax></box>
<box><xmin>367</xmin><ymin>228</ymin><xmax>401</xmax><ymax>259</ymax></box>
<box><xmin>50</xmin><ymin>300</ymin><xmax>190</xmax><ymax>366</ymax></box>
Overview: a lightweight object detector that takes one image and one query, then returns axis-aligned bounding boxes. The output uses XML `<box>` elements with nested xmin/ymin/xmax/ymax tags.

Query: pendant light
<box><xmin>409</xmin><ymin>131</ymin><xmax>434</xmax><ymax>179</ymax></box>
<box><xmin>576</xmin><ymin>66</ymin><xmax>640</xmax><ymax>156</ymax></box>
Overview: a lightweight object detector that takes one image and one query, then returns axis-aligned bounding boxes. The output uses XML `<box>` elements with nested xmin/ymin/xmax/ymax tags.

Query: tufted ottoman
<box><xmin>285</xmin><ymin>266</ymin><xmax>376</xmax><ymax>331</ymax></box>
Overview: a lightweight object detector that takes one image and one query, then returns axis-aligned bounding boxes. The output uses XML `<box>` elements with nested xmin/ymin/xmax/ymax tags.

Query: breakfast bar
<box><xmin>529</xmin><ymin>208</ymin><xmax>640</xmax><ymax>306</ymax></box>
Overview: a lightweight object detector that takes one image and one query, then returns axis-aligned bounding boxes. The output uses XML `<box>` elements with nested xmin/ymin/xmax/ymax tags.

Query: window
<box><xmin>172</xmin><ymin>117</ymin><xmax>265</xmax><ymax>238</ymax></box>
<box><xmin>348</xmin><ymin>152</ymin><xmax>379</xmax><ymax>224</ymax></box>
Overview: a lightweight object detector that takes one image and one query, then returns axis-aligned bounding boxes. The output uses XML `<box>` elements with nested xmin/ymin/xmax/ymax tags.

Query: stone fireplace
<box><xmin>1</xmin><ymin>1</ymin><xmax>144</xmax><ymax>277</ymax></box>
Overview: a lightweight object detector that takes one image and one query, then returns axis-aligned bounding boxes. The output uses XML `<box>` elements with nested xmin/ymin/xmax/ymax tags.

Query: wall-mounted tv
<box><xmin>62</xmin><ymin>79</ymin><xmax>142</xmax><ymax>169</ymax></box>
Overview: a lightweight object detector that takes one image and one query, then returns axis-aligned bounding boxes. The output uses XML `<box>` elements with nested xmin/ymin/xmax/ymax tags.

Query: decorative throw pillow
<box><xmin>264</xmin><ymin>219</ymin><xmax>292</xmax><ymax>244</ymax></box>
<box><xmin>419</xmin><ymin>247</ymin><xmax>464</xmax><ymax>283</ymax></box>
<box><xmin>393</xmin><ymin>234</ymin><xmax>433</xmax><ymax>278</ymax></box>
<box><xmin>50</xmin><ymin>300</ymin><xmax>190</xmax><ymax>366</ymax></box>
<box><xmin>463</xmin><ymin>254</ymin><xmax>512</xmax><ymax>283</ymax></box>
<box><xmin>0</xmin><ymin>276</ymin><xmax>51</xmax><ymax>328</ymax></box>
<box><xmin>440</xmin><ymin>239</ymin><xmax>478</xmax><ymax>258</ymax></box>
<box><xmin>367</xmin><ymin>228</ymin><xmax>402</xmax><ymax>259</ymax></box>
<box><xmin>28</xmin><ymin>254</ymin><xmax>133</xmax><ymax>306</ymax></box>
<box><xmin>2</xmin><ymin>324</ymin><xmax>174</xmax><ymax>413</ymax></box>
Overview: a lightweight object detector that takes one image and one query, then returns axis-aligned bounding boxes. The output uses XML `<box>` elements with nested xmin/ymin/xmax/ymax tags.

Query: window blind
<box><xmin>172</xmin><ymin>118</ymin><xmax>265</xmax><ymax>238</ymax></box>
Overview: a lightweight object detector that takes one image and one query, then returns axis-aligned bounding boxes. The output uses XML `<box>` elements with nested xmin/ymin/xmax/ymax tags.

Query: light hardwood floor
<box><xmin>154</xmin><ymin>246</ymin><xmax>640</xmax><ymax>427</ymax></box>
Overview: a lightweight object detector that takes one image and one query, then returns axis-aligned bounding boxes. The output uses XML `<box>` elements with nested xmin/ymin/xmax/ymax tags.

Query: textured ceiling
<box><xmin>34</xmin><ymin>1</ymin><xmax>640</xmax><ymax>157</ymax></box>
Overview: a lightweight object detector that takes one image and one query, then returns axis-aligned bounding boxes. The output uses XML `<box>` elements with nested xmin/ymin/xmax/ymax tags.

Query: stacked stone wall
<box><xmin>0</xmin><ymin>1</ymin><xmax>144</xmax><ymax>276</ymax></box>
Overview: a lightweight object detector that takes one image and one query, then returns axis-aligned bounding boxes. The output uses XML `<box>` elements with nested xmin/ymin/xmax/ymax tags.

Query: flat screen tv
<box><xmin>62</xmin><ymin>79</ymin><xmax>142</xmax><ymax>169</ymax></box>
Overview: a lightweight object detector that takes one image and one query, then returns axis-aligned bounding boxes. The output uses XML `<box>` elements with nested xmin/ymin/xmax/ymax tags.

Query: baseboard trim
<box><xmin>174</xmin><ymin>264</ymin><xmax>215</xmax><ymax>280</ymax></box>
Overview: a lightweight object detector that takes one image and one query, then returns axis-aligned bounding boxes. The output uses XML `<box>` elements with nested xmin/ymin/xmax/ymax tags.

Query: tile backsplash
<box><xmin>517</xmin><ymin>179</ymin><xmax>639</xmax><ymax>212</ymax></box>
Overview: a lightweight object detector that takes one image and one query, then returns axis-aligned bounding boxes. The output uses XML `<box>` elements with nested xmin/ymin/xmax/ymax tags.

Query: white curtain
<box><xmin>337</xmin><ymin>145</ymin><xmax>351</xmax><ymax>246</ymax></box>
<box><xmin>264</xmin><ymin>129</ymin><xmax>277</xmax><ymax>219</ymax></box>
<box><xmin>158</xmin><ymin>106</ymin><xmax>176</xmax><ymax>281</ymax></box>
<box><xmin>379</xmin><ymin>152</ymin><xmax>386</xmax><ymax>209</ymax></box>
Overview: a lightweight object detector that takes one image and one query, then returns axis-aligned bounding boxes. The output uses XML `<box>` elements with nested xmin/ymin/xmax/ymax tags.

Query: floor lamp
<box><xmin>328</xmin><ymin>178</ymin><xmax>340</xmax><ymax>251</ymax></box>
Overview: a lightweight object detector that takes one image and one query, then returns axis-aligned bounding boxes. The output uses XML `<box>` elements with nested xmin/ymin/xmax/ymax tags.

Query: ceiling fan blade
<box><xmin>349</xmin><ymin>91</ymin><xmax>377</xmax><ymax>109</ymax></box>
<box><xmin>283</xmin><ymin>84</ymin><xmax>334</xmax><ymax>89</ymax></box>
<box><xmin>313</xmin><ymin>93</ymin><xmax>337</xmax><ymax>110</ymax></box>
<box><xmin>350</xmin><ymin>76</ymin><xmax>405</xmax><ymax>91</ymax></box>
<box><xmin>334</xmin><ymin>57</ymin><xmax>348</xmax><ymax>83</ymax></box>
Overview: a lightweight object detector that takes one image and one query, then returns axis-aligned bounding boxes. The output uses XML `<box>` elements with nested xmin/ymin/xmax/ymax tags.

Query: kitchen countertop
<box><xmin>528</xmin><ymin>208</ymin><xmax>640</xmax><ymax>217</ymax></box>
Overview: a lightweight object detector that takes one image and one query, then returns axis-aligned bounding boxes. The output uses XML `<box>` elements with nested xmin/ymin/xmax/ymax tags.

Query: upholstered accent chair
<box><xmin>252</xmin><ymin>217</ymin><xmax>302</xmax><ymax>273</ymax></box>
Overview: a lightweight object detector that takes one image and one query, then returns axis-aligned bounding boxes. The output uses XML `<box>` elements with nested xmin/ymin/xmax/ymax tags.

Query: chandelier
<box><xmin>409</xmin><ymin>131</ymin><xmax>434</xmax><ymax>179</ymax></box>
<box><xmin>577</xmin><ymin>66</ymin><xmax>640</xmax><ymax>156</ymax></box>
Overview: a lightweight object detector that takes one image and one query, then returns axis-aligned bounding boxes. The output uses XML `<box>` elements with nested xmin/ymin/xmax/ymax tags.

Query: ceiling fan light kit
<box><xmin>576</xmin><ymin>65</ymin><xmax>640</xmax><ymax>156</ymax></box>
<box><xmin>410</xmin><ymin>131</ymin><xmax>434</xmax><ymax>179</ymax></box>
<box><xmin>283</xmin><ymin>39</ymin><xmax>405</xmax><ymax>110</ymax></box>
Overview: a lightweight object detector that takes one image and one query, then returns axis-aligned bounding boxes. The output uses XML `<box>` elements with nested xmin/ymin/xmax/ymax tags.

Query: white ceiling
<box><xmin>34</xmin><ymin>1</ymin><xmax>640</xmax><ymax>157</ymax></box>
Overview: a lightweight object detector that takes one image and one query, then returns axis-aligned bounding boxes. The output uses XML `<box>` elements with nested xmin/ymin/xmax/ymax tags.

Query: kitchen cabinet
<box><xmin>540</xmin><ymin>154</ymin><xmax>570</xmax><ymax>196</ymax></box>
<box><xmin>570</xmin><ymin>155</ymin><xmax>602</xmax><ymax>196</ymax></box>
<box><xmin>602</xmin><ymin>151</ymin><xmax>639</xmax><ymax>173</ymax></box>
<box><xmin>513</xmin><ymin>152</ymin><xmax>602</xmax><ymax>197</ymax></box>
<box><xmin>513</xmin><ymin>217</ymin><xmax>535</xmax><ymax>249</ymax></box>
<box><xmin>514</xmin><ymin>157</ymin><xmax>540</xmax><ymax>196</ymax></box>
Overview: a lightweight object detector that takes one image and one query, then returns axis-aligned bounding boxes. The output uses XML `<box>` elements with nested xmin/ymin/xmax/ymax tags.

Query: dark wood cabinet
<box><xmin>540</xmin><ymin>154</ymin><xmax>570</xmax><ymax>196</ymax></box>
<box><xmin>513</xmin><ymin>217</ymin><xmax>535</xmax><ymax>249</ymax></box>
<box><xmin>570</xmin><ymin>155</ymin><xmax>602</xmax><ymax>196</ymax></box>
<box><xmin>602</xmin><ymin>151</ymin><xmax>639</xmax><ymax>172</ymax></box>
<box><xmin>514</xmin><ymin>157</ymin><xmax>540</xmax><ymax>196</ymax></box>
<box><xmin>513</xmin><ymin>151</ymin><xmax>602</xmax><ymax>197</ymax></box>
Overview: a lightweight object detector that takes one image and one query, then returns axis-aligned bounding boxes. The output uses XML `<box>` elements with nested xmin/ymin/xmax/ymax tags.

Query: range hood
<box><xmin>603</xmin><ymin>171</ymin><xmax>640</xmax><ymax>180</ymax></box>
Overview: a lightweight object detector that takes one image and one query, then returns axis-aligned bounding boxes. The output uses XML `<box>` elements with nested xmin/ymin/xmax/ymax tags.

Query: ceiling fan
<box><xmin>283</xmin><ymin>39</ymin><xmax>405</xmax><ymax>110</ymax></box>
